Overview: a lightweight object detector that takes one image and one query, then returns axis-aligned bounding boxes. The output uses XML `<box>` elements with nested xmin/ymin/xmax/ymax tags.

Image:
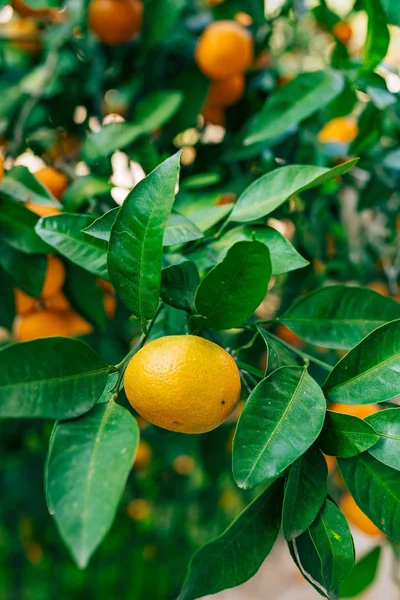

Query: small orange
<box><xmin>64</xmin><ymin>311</ymin><xmax>93</xmax><ymax>337</ymax></box>
<box><xmin>88</xmin><ymin>0</ymin><xmax>143</xmax><ymax>45</ymax></box>
<box><xmin>104</xmin><ymin>294</ymin><xmax>116</xmax><ymax>319</ymax></box>
<box><xmin>207</xmin><ymin>73</ymin><xmax>245</xmax><ymax>107</ymax></box>
<box><xmin>173</xmin><ymin>455</ymin><xmax>195</xmax><ymax>475</ymax></box>
<box><xmin>329</xmin><ymin>402</ymin><xmax>379</xmax><ymax>419</ymax></box>
<box><xmin>318</xmin><ymin>116</ymin><xmax>358</xmax><ymax>145</ymax></box>
<box><xmin>41</xmin><ymin>256</ymin><xmax>66</xmax><ymax>300</ymax></box>
<box><xmin>45</xmin><ymin>291</ymin><xmax>70</xmax><ymax>311</ymax></box>
<box><xmin>367</xmin><ymin>281</ymin><xmax>390</xmax><ymax>297</ymax></box>
<box><xmin>340</xmin><ymin>492</ymin><xmax>382</xmax><ymax>537</ymax></box>
<box><xmin>195</xmin><ymin>21</ymin><xmax>253</xmax><ymax>79</ymax></box>
<box><xmin>274</xmin><ymin>324</ymin><xmax>305</xmax><ymax>349</ymax></box>
<box><xmin>201</xmin><ymin>103</ymin><xmax>226</xmax><ymax>127</ymax></box>
<box><xmin>127</xmin><ymin>499</ymin><xmax>150</xmax><ymax>521</ymax></box>
<box><xmin>332</xmin><ymin>21</ymin><xmax>352</xmax><ymax>45</ymax></box>
<box><xmin>215</xmin><ymin>192</ymin><xmax>237</xmax><ymax>206</ymax></box>
<box><xmin>25</xmin><ymin>203</ymin><xmax>61</xmax><ymax>217</ymax></box>
<box><xmin>15</xmin><ymin>289</ymin><xmax>37</xmax><ymax>315</ymax></box>
<box><xmin>14</xmin><ymin>310</ymin><xmax>70</xmax><ymax>341</ymax></box>
<box><xmin>34</xmin><ymin>166</ymin><xmax>68</xmax><ymax>200</ymax></box>
<box><xmin>133</xmin><ymin>440</ymin><xmax>152</xmax><ymax>469</ymax></box>
<box><xmin>97</xmin><ymin>278</ymin><xmax>114</xmax><ymax>293</ymax></box>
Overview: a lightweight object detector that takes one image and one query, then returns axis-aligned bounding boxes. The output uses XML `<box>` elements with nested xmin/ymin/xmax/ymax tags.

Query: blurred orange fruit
<box><xmin>340</xmin><ymin>492</ymin><xmax>382</xmax><ymax>537</ymax></box>
<box><xmin>88</xmin><ymin>0</ymin><xmax>143</xmax><ymax>45</ymax></box>
<box><xmin>323</xmin><ymin>453</ymin><xmax>336</xmax><ymax>474</ymax></box>
<box><xmin>275</xmin><ymin>324</ymin><xmax>304</xmax><ymax>349</ymax></box>
<box><xmin>318</xmin><ymin>117</ymin><xmax>358</xmax><ymax>144</ymax></box>
<box><xmin>173</xmin><ymin>454</ymin><xmax>195</xmax><ymax>475</ymax></box>
<box><xmin>207</xmin><ymin>73</ymin><xmax>245</xmax><ymax>107</ymax></box>
<box><xmin>41</xmin><ymin>256</ymin><xmax>66</xmax><ymax>300</ymax></box>
<box><xmin>45</xmin><ymin>291</ymin><xmax>70</xmax><ymax>311</ymax></box>
<box><xmin>15</xmin><ymin>289</ymin><xmax>37</xmax><ymax>315</ymax></box>
<box><xmin>12</xmin><ymin>0</ymin><xmax>63</xmax><ymax>21</ymax></box>
<box><xmin>15</xmin><ymin>310</ymin><xmax>70</xmax><ymax>341</ymax></box>
<box><xmin>25</xmin><ymin>202</ymin><xmax>61</xmax><ymax>217</ymax></box>
<box><xmin>332</xmin><ymin>21</ymin><xmax>352</xmax><ymax>45</ymax></box>
<box><xmin>329</xmin><ymin>402</ymin><xmax>379</xmax><ymax>419</ymax></box>
<box><xmin>201</xmin><ymin>103</ymin><xmax>226</xmax><ymax>126</ymax></box>
<box><xmin>215</xmin><ymin>192</ymin><xmax>237</xmax><ymax>206</ymax></box>
<box><xmin>127</xmin><ymin>499</ymin><xmax>150</xmax><ymax>521</ymax></box>
<box><xmin>367</xmin><ymin>280</ymin><xmax>390</xmax><ymax>297</ymax></box>
<box><xmin>97</xmin><ymin>278</ymin><xmax>114</xmax><ymax>293</ymax></box>
<box><xmin>64</xmin><ymin>311</ymin><xmax>93</xmax><ymax>336</ymax></box>
<box><xmin>195</xmin><ymin>21</ymin><xmax>253</xmax><ymax>79</ymax></box>
<box><xmin>104</xmin><ymin>294</ymin><xmax>116</xmax><ymax>319</ymax></box>
<box><xmin>34</xmin><ymin>166</ymin><xmax>68</xmax><ymax>200</ymax></box>
<box><xmin>0</xmin><ymin>155</ymin><xmax>4</xmax><ymax>182</ymax></box>
<box><xmin>133</xmin><ymin>440</ymin><xmax>152</xmax><ymax>469</ymax></box>
<box><xmin>47</xmin><ymin>134</ymin><xmax>81</xmax><ymax>161</ymax></box>
<box><xmin>6</xmin><ymin>18</ymin><xmax>41</xmax><ymax>54</ymax></box>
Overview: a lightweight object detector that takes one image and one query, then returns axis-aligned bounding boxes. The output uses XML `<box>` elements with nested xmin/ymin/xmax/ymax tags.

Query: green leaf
<box><xmin>319</xmin><ymin>411</ymin><xmax>380</xmax><ymax>458</ymax></box>
<box><xmin>210</xmin><ymin>225</ymin><xmax>309</xmax><ymax>275</ymax></box>
<box><xmin>258</xmin><ymin>328</ymin><xmax>298</xmax><ymax>373</ymax></box>
<box><xmin>0</xmin><ymin>166</ymin><xmax>57</xmax><ymax>205</ymax></box>
<box><xmin>108</xmin><ymin>152</ymin><xmax>181</xmax><ymax>323</ymax></box>
<box><xmin>380</xmin><ymin>0</ymin><xmax>400</xmax><ymax>25</ymax></box>
<box><xmin>64</xmin><ymin>264</ymin><xmax>107</xmax><ymax>330</ymax></box>
<box><xmin>143</xmin><ymin>0</ymin><xmax>185</xmax><ymax>45</ymax></box>
<box><xmin>362</xmin><ymin>0</ymin><xmax>390</xmax><ymax>72</ymax></box>
<box><xmin>339</xmin><ymin>546</ymin><xmax>381</xmax><ymax>598</ymax></box>
<box><xmin>46</xmin><ymin>402</ymin><xmax>139</xmax><ymax>568</ymax></box>
<box><xmin>179</xmin><ymin>479</ymin><xmax>283</xmax><ymax>600</ymax></box>
<box><xmin>281</xmin><ymin>285</ymin><xmax>400</xmax><ymax>350</ymax></box>
<box><xmin>0</xmin><ymin>194</ymin><xmax>50</xmax><ymax>255</ymax></box>
<box><xmin>35</xmin><ymin>213</ymin><xmax>109</xmax><ymax>280</ymax></box>
<box><xmin>83</xmin><ymin>208</ymin><xmax>202</xmax><ymax>247</ymax></box>
<box><xmin>186</xmin><ymin>205</ymin><xmax>232</xmax><ymax>232</ymax></box>
<box><xmin>162</xmin><ymin>213</ymin><xmax>203</xmax><ymax>246</ymax></box>
<box><xmin>233</xmin><ymin>367</ymin><xmax>326</xmax><ymax>489</ymax></box>
<box><xmin>0</xmin><ymin>267</ymin><xmax>15</xmax><ymax>331</ymax></box>
<box><xmin>161</xmin><ymin>262</ymin><xmax>199</xmax><ymax>313</ymax></box>
<box><xmin>181</xmin><ymin>173</ymin><xmax>221</xmax><ymax>190</ymax></box>
<box><xmin>0</xmin><ymin>241</ymin><xmax>47</xmax><ymax>297</ymax></box>
<box><xmin>244</xmin><ymin>70</ymin><xmax>344</xmax><ymax>145</ymax></box>
<box><xmin>229</xmin><ymin>159</ymin><xmax>358</xmax><ymax>223</ymax></box>
<box><xmin>289</xmin><ymin>529</ymin><xmax>326</xmax><ymax>597</ymax></box>
<box><xmin>338</xmin><ymin>453</ymin><xmax>400</xmax><ymax>540</ymax></box>
<box><xmin>135</xmin><ymin>90</ymin><xmax>184</xmax><ymax>132</ymax></box>
<box><xmin>282</xmin><ymin>446</ymin><xmax>328</xmax><ymax>541</ymax></box>
<box><xmin>0</xmin><ymin>338</ymin><xmax>109</xmax><ymax>419</ymax></box>
<box><xmin>194</xmin><ymin>241</ymin><xmax>271</xmax><ymax>330</ymax></box>
<box><xmin>62</xmin><ymin>176</ymin><xmax>113</xmax><ymax>213</ymax></box>
<box><xmin>292</xmin><ymin>500</ymin><xmax>354</xmax><ymax>594</ymax></box>
<box><xmin>366</xmin><ymin>408</ymin><xmax>400</xmax><ymax>470</ymax></box>
<box><xmin>324</xmin><ymin>319</ymin><xmax>400</xmax><ymax>405</ymax></box>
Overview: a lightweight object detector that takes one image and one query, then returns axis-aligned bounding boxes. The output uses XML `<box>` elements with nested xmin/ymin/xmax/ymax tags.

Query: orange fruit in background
<box><xmin>12</xmin><ymin>0</ymin><xmax>63</xmax><ymax>21</ymax></box>
<box><xmin>367</xmin><ymin>280</ymin><xmax>390</xmax><ymax>297</ymax></box>
<box><xmin>34</xmin><ymin>166</ymin><xmax>68</xmax><ymax>200</ymax></box>
<box><xmin>201</xmin><ymin>103</ymin><xmax>226</xmax><ymax>127</ymax></box>
<box><xmin>173</xmin><ymin>454</ymin><xmax>195</xmax><ymax>475</ymax></box>
<box><xmin>14</xmin><ymin>310</ymin><xmax>70</xmax><ymax>341</ymax></box>
<box><xmin>88</xmin><ymin>0</ymin><xmax>143</xmax><ymax>45</ymax></box>
<box><xmin>45</xmin><ymin>291</ymin><xmax>70</xmax><ymax>311</ymax></box>
<box><xmin>332</xmin><ymin>21</ymin><xmax>352</xmax><ymax>45</ymax></box>
<box><xmin>195</xmin><ymin>21</ymin><xmax>253</xmax><ymax>80</ymax></box>
<box><xmin>0</xmin><ymin>155</ymin><xmax>4</xmax><ymax>181</ymax></box>
<box><xmin>41</xmin><ymin>256</ymin><xmax>66</xmax><ymax>300</ymax></box>
<box><xmin>14</xmin><ymin>289</ymin><xmax>37</xmax><ymax>315</ymax></box>
<box><xmin>127</xmin><ymin>499</ymin><xmax>151</xmax><ymax>521</ymax></box>
<box><xmin>274</xmin><ymin>324</ymin><xmax>305</xmax><ymax>349</ymax></box>
<box><xmin>329</xmin><ymin>402</ymin><xmax>379</xmax><ymax>419</ymax></box>
<box><xmin>133</xmin><ymin>440</ymin><xmax>152</xmax><ymax>469</ymax></box>
<box><xmin>215</xmin><ymin>192</ymin><xmax>237</xmax><ymax>206</ymax></box>
<box><xmin>323</xmin><ymin>453</ymin><xmax>336</xmax><ymax>475</ymax></box>
<box><xmin>97</xmin><ymin>278</ymin><xmax>114</xmax><ymax>294</ymax></box>
<box><xmin>47</xmin><ymin>134</ymin><xmax>81</xmax><ymax>161</ymax></box>
<box><xmin>64</xmin><ymin>311</ymin><xmax>93</xmax><ymax>337</ymax></box>
<box><xmin>124</xmin><ymin>336</ymin><xmax>241</xmax><ymax>434</ymax></box>
<box><xmin>6</xmin><ymin>18</ymin><xmax>41</xmax><ymax>54</ymax></box>
<box><xmin>207</xmin><ymin>73</ymin><xmax>245</xmax><ymax>107</ymax></box>
<box><xmin>340</xmin><ymin>492</ymin><xmax>383</xmax><ymax>537</ymax></box>
<box><xmin>318</xmin><ymin>116</ymin><xmax>358</xmax><ymax>145</ymax></box>
<box><xmin>25</xmin><ymin>202</ymin><xmax>60</xmax><ymax>217</ymax></box>
<box><xmin>104</xmin><ymin>294</ymin><xmax>116</xmax><ymax>319</ymax></box>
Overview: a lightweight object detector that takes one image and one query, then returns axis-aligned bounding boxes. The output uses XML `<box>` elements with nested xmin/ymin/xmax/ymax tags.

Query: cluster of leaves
<box><xmin>1</xmin><ymin>0</ymin><xmax>400</xmax><ymax>598</ymax></box>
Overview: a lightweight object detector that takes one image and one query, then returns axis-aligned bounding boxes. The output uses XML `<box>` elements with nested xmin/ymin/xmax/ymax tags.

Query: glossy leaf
<box><xmin>0</xmin><ymin>338</ymin><xmax>109</xmax><ymax>419</ymax></box>
<box><xmin>210</xmin><ymin>225</ymin><xmax>309</xmax><ymax>275</ymax></box>
<box><xmin>82</xmin><ymin>123</ymin><xmax>143</xmax><ymax>162</ymax></box>
<box><xmin>46</xmin><ymin>402</ymin><xmax>139</xmax><ymax>568</ymax></box>
<box><xmin>281</xmin><ymin>285</ymin><xmax>400</xmax><ymax>349</ymax></box>
<box><xmin>162</xmin><ymin>213</ymin><xmax>203</xmax><ymax>247</ymax></box>
<box><xmin>258</xmin><ymin>327</ymin><xmax>298</xmax><ymax>373</ymax></box>
<box><xmin>135</xmin><ymin>90</ymin><xmax>184</xmax><ymax>132</ymax></box>
<box><xmin>161</xmin><ymin>262</ymin><xmax>199</xmax><ymax>313</ymax></box>
<box><xmin>35</xmin><ymin>213</ymin><xmax>109</xmax><ymax>280</ymax></box>
<box><xmin>0</xmin><ymin>194</ymin><xmax>49</xmax><ymax>254</ymax></box>
<box><xmin>292</xmin><ymin>500</ymin><xmax>354</xmax><ymax>594</ymax></box>
<box><xmin>82</xmin><ymin>207</ymin><xmax>118</xmax><ymax>242</ymax></box>
<box><xmin>324</xmin><ymin>319</ymin><xmax>400</xmax><ymax>404</ymax></box>
<box><xmin>339</xmin><ymin>546</ymin><xmax>381</xmax><ymax>598</ymax></box>
<box><xmin>0</xmin><ymin>267</ymin><xmax>15</xmax><ymax>331</ymax></box>
<box><xmin>363</xmin><ymin>0</ymin><xmax>390</xmax><ymax>72</ymax></box>
<box><xmin>0</xmin><ymin>241</ymin><xmax>47</xmax><ymax>297</ymax></box>
<box><xmin>194</xmin><ymin>240</ymin><xmax>271</xmax><ymax>330</ymax></box>
<box><xmin>244</xmin><ymin>70</ymin><xmax>344</xmax><ymax>145</ymax></box>
<box><xmin>229</xmin><ymin>159</ymin><xmax>358</xmax><ymax>223</ymax></box>
<box><xmin>64</xmin><ymin>264</ymin><xmax>107</xmax><ymax>330</ymax></box>
<box><xmin>233</xmin><ymin>367</ymin><xmax>326</xmax><ymax>489</ymax></box>
<box><xmin>179</xmin><ymin>479</ymin><xmax>283</xmax><ymax>600</ymax></box>
<box><xmin>338</xmin><ymin>453</ymin><xmax>400</xmax><ymax>540</ymax></box>
<box><xmin>319</xmin><ymin>411</ymin><xmax>379</xmax><ymax>458</ymax></box>
<box><xmin>185</xmin><ymin>205</ymin><xmax>232</xmax><ymax>232</ymax></box>
<box><xmin>366</xmin><ymin>408</ymin><xmax>400</xmax><ymax>470</ymax></box>
<box><xmin>108</xmin><ymin>152</ymin><xmax>181</xmax><ymax>323</ymax></box>
<box><xmin>0</xmin><ymin>165</ymin><xmax>57</xmax><ymax>204</ymax></box>
<box><xmin>282</xmin><ymin>446</ymin><xmax>328</xmax><ymax>541</ymax></box>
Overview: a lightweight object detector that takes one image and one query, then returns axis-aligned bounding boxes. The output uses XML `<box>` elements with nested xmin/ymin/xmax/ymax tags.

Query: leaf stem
<box><xmin>266</xmin><ymin>332</ymin><xmax>333</xmax><ymax>372</ymax></box>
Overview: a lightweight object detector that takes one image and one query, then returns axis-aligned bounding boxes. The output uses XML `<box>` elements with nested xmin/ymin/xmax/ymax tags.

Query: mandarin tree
<box><xmin>1</xmin><ymin>0</ymin><xmax>400</xmax><ymax>599</ymax></box>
